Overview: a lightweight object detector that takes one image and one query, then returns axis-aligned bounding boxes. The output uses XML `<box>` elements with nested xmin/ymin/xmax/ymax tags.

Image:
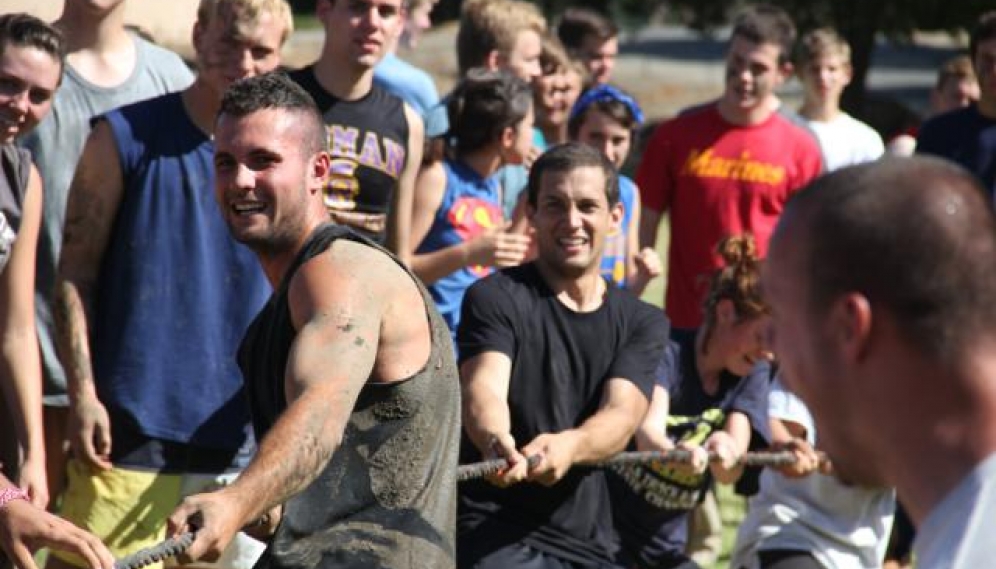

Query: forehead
<box><xmin>0</xmin><ymin>44</ymin><xmax>61</xmax><ymax>89</ymax></box>
<box><xmin>579</xmin><ymin>108</ymin><xmax>629</xmax><ymax>133</ymax></box>
<box><xmin>727</xmin><ymin>35</ymin><xmax>783</xmax><ymax>65</ymax></box>
<box><xmin>538</xmin><ymin>165</ymin><xmax>607</xmax><ymax>199</ymax></box>
<box><xmin>216</xmin><ymin>109</ymin><xmax>300</xmax><ymax>147</ymax></box>
<box><xmin>512</xmin><ymin>29</ymin><xmax>542</xmax><ymax>54</ymax></box>
<box><xmin>581</xmin><ymin>34</ymin><xmax>617</xmax><ymax>54</ymax></box>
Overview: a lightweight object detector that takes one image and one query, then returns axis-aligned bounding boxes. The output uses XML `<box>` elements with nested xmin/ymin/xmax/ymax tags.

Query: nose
<box><xmin>565</xmin><ymin>204</ymin><xmax>583</xmax><ymax>228</ymax></box>
<box><xmin>600</xmin><ymin>140</ymin><xmax>615</xmax><ymax>161</ymax></box>
<box><xmin>6</xmin><ymin>90</ymin><xmax>30</xmax><ymax>116</ymax></box>
<box><xmin>233</xmin><ymin>162</ymin><xmax>256</xmax><ymax>191</ymax></box>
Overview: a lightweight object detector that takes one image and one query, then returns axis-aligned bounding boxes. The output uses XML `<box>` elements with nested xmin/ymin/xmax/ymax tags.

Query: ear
<box><xmin>485</xmin><ymin>49</ymin><xmax>503</xmax><ymax>72</ymax></box>
<box><xmin>316</xmin><ymin>0</ymin><xmax>331</xmax><ymax>20</ymax></box>
<box><xmin>609</xmin><ymin>199</ymin><xmax>624</xmax><ymax>232</ymax></box>
<box><xmin>499</xmin><ymin>125</ymin><xmax>516</xmax><ymax>151</ymax></box>
<box><xmin>310</xmin><ymin>151</ymin><xmax>332</xmax><ymax>195</ymax></box>
<box><xmin>828</xmin><ymin>293</ymin><xmax>873</xmax><ymax>364</ymax></box>
<box><xmin>843</xmin><ymin>62</ymin><xmax>854</xmax><ymax>87</ymax></box>
<box><xmin>192</xmin><ymin>20</ymin><xmax>205</xmax><ymax>54</ymax></box>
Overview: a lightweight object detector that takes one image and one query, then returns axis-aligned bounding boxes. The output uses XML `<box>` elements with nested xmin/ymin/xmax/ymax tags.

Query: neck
<box><xmin>541</xmin><ymin>122</ymin><xmax>568</xmax><ymax>145</ymax></box>
<box><xmin>181</xmin><ymin>80</ymin><xmax>223</xmax><ymax>138</ymax></box>
<box><xmin>535</xmin><ymin>261</ymin><xmax>606</xmax><ymax>313</ymax></box>
<box><xmin>256</xmin><ymin>211</ymin><xmax>328</xmax><ymax>288</ymax></box>
<box><xmin>313</xmin><ymin>56</ymin><xmax>374</xmax><ymax>101</ymax></box>
<box><xmin>866</xmin><ymin>349</ymin><xmax>996</xmax><ymax>526</ymax></box>
<box><xmin>459</xmin><ymin>147</ymin><xmax>503</xmax><ymax>180</ymax></box>
<box><xmin>56</xmin><ymin>3</ymin><xmax>130</xmax><ymax>54</ymax></box>
<box><xmin>799</xmin><ymin>98</ymin><xmax>841</xmax><ymax>122</ymax></box>
<box><xmin>717</xmin><ymin>96</ymin><xmax>777</xmax><ymax>126</ymax></box>
<box><xmin>978</xmin><ymin>96</ymin><xmax>996</xmax><ymax>120</ymax></box>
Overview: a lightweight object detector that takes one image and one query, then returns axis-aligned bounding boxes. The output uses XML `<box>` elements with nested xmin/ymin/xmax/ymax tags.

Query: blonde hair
<box><xmin>457</xmin><ymin>0</ymin><xmax>547</xmax><ymax>75</ymax></box>
<box><xmin>794</xmin><ymin>27</ymin><xmax>851</xmax><ymax>68</ymax></box>
<box><xmin>197</xmin><ymin>0</ymin><xmax>294</xmax><ymax>44</ymax></box>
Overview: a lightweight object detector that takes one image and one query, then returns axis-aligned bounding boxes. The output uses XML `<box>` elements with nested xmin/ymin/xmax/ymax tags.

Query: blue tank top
<box><xmin>600</xmin><ymin>174</ymin><xmax>637</xmax><ymax>287</ymax></box>
<box><xmin>93</xmin><ymin>92</ymin><xmax>271</xmax><ymax>449</ymax></box>
<box><xmin>416</xmin><ymin>159</ymin><xmax>503</xmax><ymax>339</ymax></box>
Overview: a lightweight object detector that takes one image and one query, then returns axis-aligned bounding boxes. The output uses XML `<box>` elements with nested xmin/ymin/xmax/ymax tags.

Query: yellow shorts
<box><xmin>53</xmin><ymin>459</ymin><xmax>265</xmax><ymax>569</ymax></box>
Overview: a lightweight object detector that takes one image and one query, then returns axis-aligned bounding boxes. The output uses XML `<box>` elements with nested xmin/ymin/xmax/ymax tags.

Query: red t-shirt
<box><xmin>637</xmin><ymin>104</ymin><xmax>823</xmax><ymax>328</ymax></box>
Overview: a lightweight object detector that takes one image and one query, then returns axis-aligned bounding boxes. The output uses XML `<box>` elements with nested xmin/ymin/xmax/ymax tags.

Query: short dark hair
<box><xmin>556</xmin><ymin>7</ymin><xmax>617</xmax><ymax>52</ymax></box>
<box><xmin>527</xmin><ymin>142</ymin><xmax>618</xmax><ymax>207</ymax></box>
<box><xmin>447</xmin><ymin>68</ymin><xmax>532</xmax><ymax>155</ymax></box>
<box><xmin>970</xmin><ymin>11</ymin><xmax>996</xmax><ymax>61</ymax></box>
<box><xmin>218</xmin><ymin>72</ymin><xmax>326</xmax><ymax>155</ymax></box>
<box><xmin>0</xmin><ymin>13</ymin><xmax>66</xmax><ymax>75</ymax></box>
<box><xmin>730</xmin><ymin>3</ymin><xmax>796</xmax><ymax>65</ymax></box>
<box><xmin>779</xmin><ymin>156</ymin><xmax>996</xmax><ymax>362</ymax></box>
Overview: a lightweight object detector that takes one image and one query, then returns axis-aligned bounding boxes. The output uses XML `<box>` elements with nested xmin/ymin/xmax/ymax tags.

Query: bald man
<box><xmin>763</xmin><ymin>156</ymin><xmax>996</xmax><ymax>569</ymax></box>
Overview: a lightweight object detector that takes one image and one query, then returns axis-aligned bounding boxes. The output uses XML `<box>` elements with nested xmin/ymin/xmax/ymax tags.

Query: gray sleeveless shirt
<box><xmin>0</xmin><ymin>144</ymin><xmax>30</xmax><ymax>272</ymax></box>
<box><xmin>239</xmin><ymin>224</ymin><xmax>459</xmax><ymax>569</ymax></box>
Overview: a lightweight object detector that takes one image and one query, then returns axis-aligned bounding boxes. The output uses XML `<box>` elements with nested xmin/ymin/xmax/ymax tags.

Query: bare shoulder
<box><xmin>296</xmin><ymin>238</ymin><xmax>431</xmax><ymax>381</ymax></box>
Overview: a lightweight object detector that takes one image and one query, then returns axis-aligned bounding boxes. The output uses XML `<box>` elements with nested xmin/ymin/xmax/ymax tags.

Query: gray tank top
<box><xmin>239</xmin><ymin>224</ymin><xmax>459</xmax><ymax>569</ymax></box>
<box><xmin>0</xmin><ymin>144</ymin><xmax>30</xmax><ymax>272</ymax></box>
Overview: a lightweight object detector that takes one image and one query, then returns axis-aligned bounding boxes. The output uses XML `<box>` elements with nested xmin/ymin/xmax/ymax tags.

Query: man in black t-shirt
<box><xmin>457</xmin><ymin>142</ymin><xmax>668</xmax><ymax>568</ymax></box>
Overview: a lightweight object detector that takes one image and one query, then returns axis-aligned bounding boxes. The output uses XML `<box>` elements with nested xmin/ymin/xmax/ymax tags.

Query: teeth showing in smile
<box><xmin>233</xmin><ymin>203</ymin><xmax>265</xmax><ymax>214</ymax></box>
<box><xmin>559</xmin><ymin>237</ymin><xmax>586</xmax><ymax>247</ymax></box>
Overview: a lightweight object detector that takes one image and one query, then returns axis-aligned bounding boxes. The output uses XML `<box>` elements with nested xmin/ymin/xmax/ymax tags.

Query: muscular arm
<box><xmin>386</xmin><ymin>104</ymin><xmax>424</xmax><ymax>266</ymax></box>
<box><xmin>54</xmin><ymin>122</ymin><xmax>124</xmax><ymax>469</ymax></box>
<box><xmin>170</xmin><ymin>242</ymin><xmax>401</xmax><ymax>559</ymax></box>
<box><xmin>0</xmin><ymin>165</ymin><xmax>46</xmax><ymax>504</ymax></box>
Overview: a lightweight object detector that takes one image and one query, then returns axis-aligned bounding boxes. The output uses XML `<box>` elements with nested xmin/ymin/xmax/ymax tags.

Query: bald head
<box><xmin>774</xmin><ymin>156</ymin><xmax>996</xmax><ymax>361</ymax></box>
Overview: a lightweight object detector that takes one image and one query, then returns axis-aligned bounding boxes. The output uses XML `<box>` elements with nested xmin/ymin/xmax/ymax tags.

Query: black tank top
<box><xmin>238</xmin><ymin>224</ymin><xmax>459</xmax><ymax>569</ymax></box>
<box><xmin>289</xmin><ymin>67</ymin><xmax>410</xmax><ymax>244</ymax></box>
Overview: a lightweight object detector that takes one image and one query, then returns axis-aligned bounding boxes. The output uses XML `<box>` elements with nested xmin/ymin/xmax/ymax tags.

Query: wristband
<box><xmin>0</xmin><ymin>486</ymin><xmax>29</xmax><ymax>509</ymax></box>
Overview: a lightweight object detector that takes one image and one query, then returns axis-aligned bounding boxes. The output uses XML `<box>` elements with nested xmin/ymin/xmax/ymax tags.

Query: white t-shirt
<box><xmin>730</xmin><ymin>378</ymin><xmax>895</xmax><ymax>569</ymax></box>
<box><xmin>806</xmin><ymin>113</ymin><xmax>884</xmax><ymax>171</ymax></box>
<box><xmin>915</xmin><ymin>452</ymin><xmax>996</xmax><ymax>569</ymax></box>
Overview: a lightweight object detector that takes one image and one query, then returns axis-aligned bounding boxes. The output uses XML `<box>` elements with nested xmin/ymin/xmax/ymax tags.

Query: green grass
<box><xmin>292</xmin><ymin>13</ymin><xmax>322</xmax><ymax>31</ymax></box>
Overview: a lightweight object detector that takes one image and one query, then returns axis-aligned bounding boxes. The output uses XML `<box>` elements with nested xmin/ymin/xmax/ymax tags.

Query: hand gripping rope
<box><xmin>456</xmin><ymin>449</ymin><xmax>816</xmax><ymax>482</ymax></box>
<box><xmin>115</xmin><ymin>450</ymin><xmax>813</xmax><ymax>567</ymax></box>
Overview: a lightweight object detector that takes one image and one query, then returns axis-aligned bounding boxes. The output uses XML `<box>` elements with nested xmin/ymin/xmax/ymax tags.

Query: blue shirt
<box><xmin>417</xmin><ymin>159</ymin><xmax>503</xmax><ymax>343</ymax></box>
<box><xmin>373</xmin><ymin>52</ymin><xmax>439</xmax><ymax>118</ymax></box>
<box><xmin>95</xmin><ymin>92</ymin><xmax>271</xmax><ymax>451</ymax></box>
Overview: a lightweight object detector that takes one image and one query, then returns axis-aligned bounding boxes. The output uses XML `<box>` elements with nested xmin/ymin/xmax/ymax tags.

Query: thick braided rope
<box><xmin>457</xmin><ymin>449</ymin><xmax>805</xmax><ymax>482</ymax></box>
<box><xmin>114</xmin><ymin>532</ymin><xmax>195</xmax><ymax>569</ymax></box>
